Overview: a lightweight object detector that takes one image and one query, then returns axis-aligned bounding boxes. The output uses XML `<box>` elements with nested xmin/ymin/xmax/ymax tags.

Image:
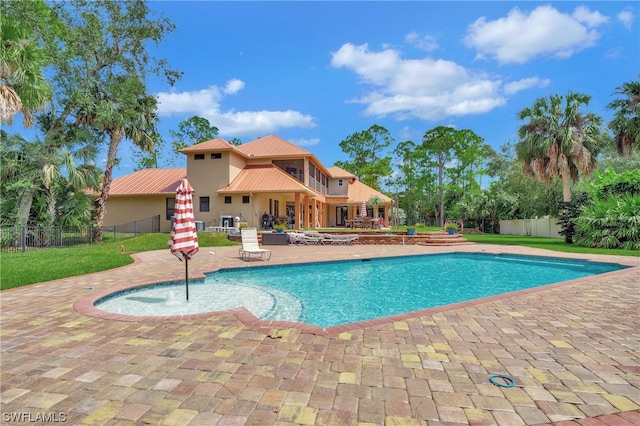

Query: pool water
<box><xmin>95</xmin><ymin>253</ymin><xmax>625</xmax><ymax>328</ymax></box>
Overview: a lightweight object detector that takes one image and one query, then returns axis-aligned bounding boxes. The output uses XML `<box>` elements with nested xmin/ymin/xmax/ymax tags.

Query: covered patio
<box><xmin>217</xmin><ymin>165</ymin><xmax>391</xmax><ymax>230</ymax></box>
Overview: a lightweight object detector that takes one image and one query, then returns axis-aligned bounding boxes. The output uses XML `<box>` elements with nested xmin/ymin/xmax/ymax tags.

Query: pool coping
<box><xmin>73</xmin><ymin>250</ymin><xmax>638</xmax><ymax>337</ymax></box>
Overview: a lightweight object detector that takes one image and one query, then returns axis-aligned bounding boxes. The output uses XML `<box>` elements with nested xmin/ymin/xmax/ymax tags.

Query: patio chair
<box><xmin>238</xmin><ymin>228</ymin><xmax>272</xmax><ymax>261</ymax></box>
<box><xmin>349</xmin><ymin>218</ymin><xmax>363</xmax><ymax>229</ymax></box>
<box><xmin>323</xmin><ymin>234</ymin><xmax>359</xmax><ymax>245</ymax></box>
<box><xmin>303</xmin><ymin>231</ymin><xmax>327</xmax><ymax>244</ymax></box>
<box><xmin>288</xmin><ymin>232</ymin><xmax>323</xmax><ymax>246</ymax></box>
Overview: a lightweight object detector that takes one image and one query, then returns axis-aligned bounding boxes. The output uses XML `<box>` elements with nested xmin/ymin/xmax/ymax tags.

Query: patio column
<box><xmin>384</xmin><ymin>204</ymin><xmax>389</xmax><ymax>227</ymax></box>
<box><xmin>312</xmin><ymin>198</ymin><xmax>318</xmax><ymax>229</ymax></box>
<box><xmin>295</xmin><ymin>192</ymin><xmax>301</xmax><ymax>229</ymax></box>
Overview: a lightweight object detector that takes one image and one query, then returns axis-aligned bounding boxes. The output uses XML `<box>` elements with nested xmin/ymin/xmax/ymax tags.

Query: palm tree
<box><xmin>515</xmin><ymin>92</ymin><xmax>605</xmax><ymax>203</ymax></box>
<box><xmin>85</xmin><ymin>77</ymin><xmax>159</xmax><ymax>242</ymax></box>
<box><xmin>0</xmin><ymin>17</ymin><xmax>51</xmax><ymax>127</ymax></box>
<box><xmin>608</xmin><ymin>78</ymin><xmax>640</xmax><ymax>156</ymax></box>
<box><xmin>0</xmin><ymin>132</ymin><xmax>99</xmax><ymax>226</ymax></box>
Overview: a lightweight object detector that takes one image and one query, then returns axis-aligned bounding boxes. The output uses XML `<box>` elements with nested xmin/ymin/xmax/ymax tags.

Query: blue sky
<box><xmin>11</xmin><ymin>2</ymin><xmax>640</xmax><ymax>178</ymax></box>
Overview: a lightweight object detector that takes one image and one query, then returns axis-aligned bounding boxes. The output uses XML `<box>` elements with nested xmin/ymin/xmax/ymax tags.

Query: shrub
<box><xmin>572</xmin><ymin>167</ymin><xmax>640</xmax><ymax>250</ymax></box>
<box><xmin>574</xmin><ymin>194</ymin><xmax>640</xmax><ymax>250</ymax></box>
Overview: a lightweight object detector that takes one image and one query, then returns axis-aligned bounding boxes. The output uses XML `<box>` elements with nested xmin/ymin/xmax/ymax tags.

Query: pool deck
<box><xmin>1</xmin><ymin>243</ymin><xmax>638</xmax><ymax>425</ymax></box>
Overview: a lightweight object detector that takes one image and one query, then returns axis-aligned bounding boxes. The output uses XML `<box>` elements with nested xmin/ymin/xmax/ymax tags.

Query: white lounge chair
<box><xmin>323</xmin><ymin>234</ymin><xmax>359</xmax><ymax>245</ymax></box>
<box><xmin>288</xmin><ymin>232</ymin><xmax>323</xmax><ymax>245</ymax></box>
<box><xmin>238</xmin><ymin>228</ymin><xmax>272</xmax><ymax>261</ymax></box>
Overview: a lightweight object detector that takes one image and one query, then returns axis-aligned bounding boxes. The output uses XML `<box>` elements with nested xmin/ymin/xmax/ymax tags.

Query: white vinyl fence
<box><xmin>499</xmin><ymin>217</ymin><xmax>562</xmax><ymax>238</ymax></box>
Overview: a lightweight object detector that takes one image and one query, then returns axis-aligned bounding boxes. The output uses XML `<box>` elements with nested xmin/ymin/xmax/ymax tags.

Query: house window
<box><xmin>166</xmin><ymin>197</ymin><xmax>175</xmax><ymax>220</ymax></box>
<box><xmin>224</xmin><ymin>196</ymin><xmax>232</xmax><ymax>204</ymax></box>
<box><xmin>194</xmin><ymin>153</ymin><xmax>205</xmax><ymax>160</ymax></box>
<box><xmin>309</xmin><ymin>164</ymin><xmax>315</xmax><ymax>183</ymax></box>
<box><xmin>199</xmin><ymin>196</ymin><xmax>210</xmax><ymax>212</ymax></box>
<box><xmin>338</xmin><ymin>179</ymin><xmax>343</xmax><ymax>186</ymax></box>
<box><xmin>242</xmin><ymin>195</ymin><xmax>250</xmax><ymax>204</ymax></box>
<box><xmin>211</xmin><ymin>153</ymin><xmax>222</xmax><ymax>159</ymax></box>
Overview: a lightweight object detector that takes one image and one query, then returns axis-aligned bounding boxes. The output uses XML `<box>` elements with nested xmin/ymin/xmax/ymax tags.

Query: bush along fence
<box><xmin>1</xmin><ymin>215</ymin><xmax>160</xmax><ymax>253</ymax></box>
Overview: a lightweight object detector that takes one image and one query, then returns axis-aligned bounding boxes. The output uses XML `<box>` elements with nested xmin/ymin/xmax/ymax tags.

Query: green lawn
<box><xmin>1</xmin><ymin>231</ymin><xmax>636</xmax><ymax>291</ymax></box>
<box><xmin>0</xmin><ymin>232</ymin><xmax>236</xmax><ymax>291</ymax></box>
<box><xmin>462</xmin><ymin>233</ymin><xmax>640</xmax><ymax>257</ymax></box>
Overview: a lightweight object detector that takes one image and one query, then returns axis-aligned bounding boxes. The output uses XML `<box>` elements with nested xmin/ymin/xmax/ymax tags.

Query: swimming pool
<box><xmin>94</xmin><ymin>252</ymin><xmax>626</xmax><ymax>327</ymax></box>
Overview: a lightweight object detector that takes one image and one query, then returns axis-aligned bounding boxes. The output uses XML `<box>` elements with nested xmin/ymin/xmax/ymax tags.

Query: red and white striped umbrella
<box><xmin>170</xmin><ymin>178</ymin><xmax>199</xmax><ymax>300</ymax></box>
<box><xmin>360</xmin><ymin>201</ymin><xmax>367</xmax><ymax>217</ymax></box>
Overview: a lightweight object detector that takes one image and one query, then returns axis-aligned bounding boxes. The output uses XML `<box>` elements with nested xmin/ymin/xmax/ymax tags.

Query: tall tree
<box><xmin>487</xmin><ymin>142</ymin><xmax>562</xmax><ymax>219</ymax></box>
<box><xmin>335</xmin><ymin>124</ymin><xmax>393</xmax><ymax>190</ymax></box>
<box><xmin>608</xmin><ymin>78</ymin><xmax>640</xmax><ymax>156</ymax></box>
<box><xmin>77</xmin><ymin>84</ymin><xmax>161</xmax><ymax>240</ymax></box>
<box><xmin>168</xmin><ymin>115</ymin><xmax>219</xmax><ymax>165</ymax></box>
<box><xmin>421</xmin><ymin>126</ymin><xmax>485</xmax><ymax>226</ymax></box>
<box><xmin>42</xmin><ymin>0</ymin><xmax>181</xmax><ymax>241</ymax></box>
<box><xmin>515</xmin><ymin>92</ymin><xmax>605</xmax><ymax>204</ymax></box>
<box><xmin>0</xmin><ymin>130</ymin><xmax>98</xmax><ymax>226</ymax></box>
<box><xmin>0</xmin><ymin>0</ymin><xmax>52</xmax><ymax>126</ymax></box>
<box><xmin>392</xmin><ymin>140</ymin><xmax>437</xmax><ymax>225</ymax></box>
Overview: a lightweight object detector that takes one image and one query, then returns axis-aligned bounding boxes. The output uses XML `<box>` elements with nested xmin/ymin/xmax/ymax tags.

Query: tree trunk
<box><xmin>15</xmin><ymin>187</ymin><xmax>36</xmax><ymax>226</ymax></box>
<box><xmin>561</xmin><ymin>172</ymin><xmax>572</xmax><ymax>243</ymax></box>
<box><xmin>561</xmin><ymin>172</ymin><xmax>572</xmax><ymax>203</ymax></box>
<box><xmin>94</xmin><ymin>128</ymin><xmax>124</xmax><ymax>242</ymax></box>
<box><xmin>45</xmin><ymin>184</ymin><xmax>56</xmax><ymax>226</ymax></box>
<box><xmin>438</xmin><ymin>157</ymin><xmax>445</xmax><ymax>227</ymax></box>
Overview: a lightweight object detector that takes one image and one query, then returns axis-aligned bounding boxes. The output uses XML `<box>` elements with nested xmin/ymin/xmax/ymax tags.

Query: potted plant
<box><xmin>406</xmin><ymin>226</ymin><xmax>416</xmax><ymax>236</ymax></box>
<box><xmin>445</xmin><ymin>223</ymin><xmax>457</xmax><ymax>235</ymax></box>
<box><xmin>274</xmin><ymin>224</ymin><xmax>286</xmax><ymax>233</ymax></box>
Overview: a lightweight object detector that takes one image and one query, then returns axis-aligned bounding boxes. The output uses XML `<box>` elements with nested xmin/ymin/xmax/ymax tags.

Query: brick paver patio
<box><xmin>1</xmin><ymin>243</ymin><xmax>638</xmax><ymax>425</ymax></box>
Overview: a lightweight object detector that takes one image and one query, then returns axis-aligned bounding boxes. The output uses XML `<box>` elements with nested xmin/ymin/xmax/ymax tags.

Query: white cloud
<box><xmin>289</xmin><ymin>138</ymin><xmax>320</xmax><ymax>147</ymax></box>
<box><xmin>464</xmin><ymin>5</ymin><xmax>609</xmax><ymax>64</ymax></box>
<box><xmin>156</xmin><ymin>80</ymin><xmax>316</xmax><ymax>137</ymax></box>
<box><xmin>617</xmin><ymin>9</ymin><xmax>635</xmax><ymax>30</ymax></box>
<box><xmin>572</xmin><ymin>5</ymin><xmax>608</xmax><ymax>27</ymax></box>
<box><xmin>156</xmin><ymin>85</ymin><xmax>223</xmax><ymax>114</ymax></box>
<box><xmin>331</xmin><ymin>42</ymin><xmax>521</xmax><ymax>121</ymax></box>
<box><xmin>223</xmin><ymin>78</ymin><xmax>245</xmax><ymax>94</ymax></box>
<box><xmin>405</xmin><ymin>32</ymin><xmax>439</xmax><ymax>52</ymax></box>
<box><xmin>503</xmin><ymin>77</ymin><xmax>550</xmax><ymax>95</ymax></box>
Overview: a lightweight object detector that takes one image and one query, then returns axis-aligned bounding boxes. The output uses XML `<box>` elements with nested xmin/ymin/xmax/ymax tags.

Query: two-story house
<box><xmin>102</xmin><ymin>135</ymin><xmax>391</xmax><ymax>232</ymax></box>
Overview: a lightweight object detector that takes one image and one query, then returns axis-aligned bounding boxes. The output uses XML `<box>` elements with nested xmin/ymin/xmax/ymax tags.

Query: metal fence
<box><xmin>106</xmin><ymin>215</ymin><xmax>161</xmax><ymax>238</ymax></box>
<box><xmin>1</xmin><ymin>215</ymin><xmax>161</xmax><ymax>253</ymax></box>
<box><xmin>0</xmin><ymin>225</ymin><xmax>93</xmax><ymax>253</ymax></box>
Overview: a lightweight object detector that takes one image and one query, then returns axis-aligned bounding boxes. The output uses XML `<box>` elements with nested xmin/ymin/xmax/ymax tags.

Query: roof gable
<box><xmin>237</xmin><ymin>135</ymin><xmax>312</xmax><ymax>158</ymax></box>
<box><xmin>180</xmin><ymin>137</ymin><xmax>236</xmax><ymax>152</ymax></box>
<box><xmin>347</xmin><ymin>180</ymin><xmax>391</xmax><ymax>204</ymax></box>
<box><xmin>327</xmin><ymin>166</ymin><xmax>356</xmax><ymax>179</ymax></box>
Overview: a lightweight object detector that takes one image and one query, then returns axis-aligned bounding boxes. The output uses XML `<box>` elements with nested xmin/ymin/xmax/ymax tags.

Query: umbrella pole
<box><xmin>185</xmin><ymin>258</ymin><xmax>189</xmax><ymax>301</ymax></box>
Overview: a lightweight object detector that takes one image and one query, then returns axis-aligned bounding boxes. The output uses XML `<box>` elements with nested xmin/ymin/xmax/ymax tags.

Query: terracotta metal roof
<box><xmin>327</xmin><ymin>165</ymin><xmax>357</xmax><ymax>179</ymax></box>
<box><xmin>347</xmin><ymin>180</ymin><xmax>391</xmax><ymax>204</ymax></box>
<box><xmin>218</xmin><ymin>165</ymin><xmax>315</xmax><ymax>195</ymax></box>
<box><xmin>104</xmin><ymin>168</ymin><xmax>186</xmax><ymax>196</ymax></box>
<box><xmin>180</xmin><ymin>138</ymin><xmax>236</xmax><ymax>152</ymax></box>
<box><xmin>237</xmin><ymin>135</ymin><xmax>312</xmax><ymax>158</ymax></box>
